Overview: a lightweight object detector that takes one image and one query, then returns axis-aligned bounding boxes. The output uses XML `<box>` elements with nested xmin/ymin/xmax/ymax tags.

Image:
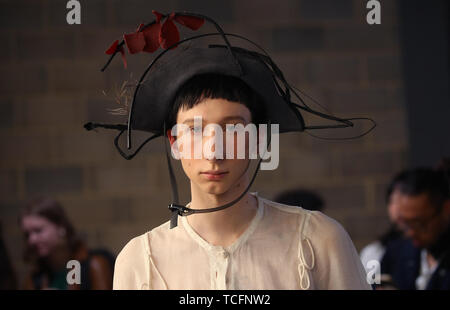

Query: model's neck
<box><xmin>187</xmin><ymin>181</ymin><xmax>259</xmax><ymax>248</ymax></box>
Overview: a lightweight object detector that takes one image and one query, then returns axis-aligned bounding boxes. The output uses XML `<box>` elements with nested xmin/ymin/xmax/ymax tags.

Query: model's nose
<box><xmin>203</xmin><ymin>132</ymin><xmax>225</xmax><ymax>161</ymax></box>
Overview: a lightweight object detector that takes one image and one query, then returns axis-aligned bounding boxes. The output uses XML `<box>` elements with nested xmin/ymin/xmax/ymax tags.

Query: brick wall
<box><xmin>0</xmin><ymin>0</ymin><xmax>407</xmax><ymax>287</ymax></box>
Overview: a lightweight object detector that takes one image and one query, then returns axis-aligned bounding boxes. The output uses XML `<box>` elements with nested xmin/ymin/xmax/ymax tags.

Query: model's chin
<box><xmin>201</xmin><ymin>182</ymin><xmax>231</xmax><ymax>195</ymax></box>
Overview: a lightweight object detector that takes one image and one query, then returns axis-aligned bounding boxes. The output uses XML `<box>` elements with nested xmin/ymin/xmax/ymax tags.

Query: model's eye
<box><xmin>225</xmin><ymin>123</ymin><xmax>245</xmax><ymax>133</ymax></box>
<box><xmin>190</xmin><ymin>126</ymin><xmax>203</xmax><ymax>134</ymax></box>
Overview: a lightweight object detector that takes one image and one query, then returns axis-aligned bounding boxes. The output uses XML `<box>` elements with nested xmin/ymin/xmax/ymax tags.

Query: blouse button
<box><xmin>222</xmin><ymin>251</ymin><xmax>229</xmax><ymax>258</ymax></box>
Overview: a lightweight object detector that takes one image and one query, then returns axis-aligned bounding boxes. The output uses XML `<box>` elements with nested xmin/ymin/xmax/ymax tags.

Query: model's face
<box><xmin>388</xmin><ymin>189</ymin><xmax>449</xmax><ymax>248</ymax></box>
<box><xmin>171</xmin><ymin>98</ymin><xmax>253</xmax><ymax>195</ymax></box>
<box><xmin>21</xmin><ymin>215</ymin><xmax>65</xmax><ymax>257</ymax></box>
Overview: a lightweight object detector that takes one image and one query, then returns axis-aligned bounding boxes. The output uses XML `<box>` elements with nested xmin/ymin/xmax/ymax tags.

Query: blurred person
<box><xmin>359</xmin><ymin>176</ymin><xmax>403</xmax><ymax>288</ymax></box>
<box><xmin>274</xmin><ymin>189</ymin><xmax>325</xmax><ymax>212</ymax></box>
<box><xmin>20</xmin><ymin>197</ymin><xmax>115</xmax><ymax>290</ymax></box>
<box><xmin>88</xmin><ymin>10</ymin><xmax>372</xmax><ymax>290</ymax></box>
<box><xmin>0</xmin><ymin>221</ymin><xmax>17</xmax><ymax>290</ymax></box>
<box><xmin>380</xmin><ymin>167</ymin><xmax>450</xmax><ymax>290</ymax></box>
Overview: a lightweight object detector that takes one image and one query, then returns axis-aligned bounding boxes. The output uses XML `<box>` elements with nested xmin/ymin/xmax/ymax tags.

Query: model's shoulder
<box><xmin>260</xmin><ymin>197</ymin><xmax>308</xmax><ymax>215</ymax></box>
<box><xmin>260</xmin><ymin>197</ymin><xmax>346</xmax><ymax>235</ymax></box>
<box><xmin>303</xmin><ymin>210</ymin><xmax>351</xmax><ymax>244</ymax></box>
<box><xmin>116</xmin><ymin>232</ymin><xmax>150</xmax><ymax>262</ymax></box>
<box><xmin>120</xmin><ymin>220</ymin><xmax>173</xmax><ymax>254</ymax></box>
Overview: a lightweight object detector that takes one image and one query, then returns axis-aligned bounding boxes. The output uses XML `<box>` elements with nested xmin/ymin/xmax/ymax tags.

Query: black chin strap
<box><xmin>164</xmin><ymin>121</ymin><xmax>272</xmax><ymax>229</ymax></box>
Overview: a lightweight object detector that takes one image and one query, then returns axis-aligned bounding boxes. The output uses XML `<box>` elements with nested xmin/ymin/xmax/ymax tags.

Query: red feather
<box><xmin>142</xmin><ymin>22</ymin><xmax>162</xmax><ymax>53</ymax></box>
<box><xmin>105</xmin><ymin>40</ymin><xmax>119</xmax><ymax>55</ymax></box>
<box><xmin>105</xmin><ymin>40</ymin><xmax>127</xmax><ymax>68</ymax></box>
<box><xmin>123</xmin><ymin>31</ymin><xmax>145</xmax><ymax>54</ymax></box>
<box><xmin>103</xmin><ymin>11</ymin><xmax>205</xmax><ymax>69</ymax></box>
<box><xmin>159</xmin><ymin>13</ymin><xmax>180</xmax><ymax>49</ymax></box>
<box><xmin>174</xmin><ymin>15</ymin><xmax>204</xmax><ymax>30</ymax></box>
<box><xmin>152</xmin><ymin>10</ymin><xmax>163</xmax><ymax>23</ymax></box>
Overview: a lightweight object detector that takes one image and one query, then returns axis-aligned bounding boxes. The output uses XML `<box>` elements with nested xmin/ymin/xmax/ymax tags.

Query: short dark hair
<box><xmin>166</xmin><ymin>73</ymin><xmax>267</xmax><ymax>129</ymax></box>
<box><xmin>386</xmin><ymin>168</ymin><xmax>450</xmax><ymax>209</ymax></box>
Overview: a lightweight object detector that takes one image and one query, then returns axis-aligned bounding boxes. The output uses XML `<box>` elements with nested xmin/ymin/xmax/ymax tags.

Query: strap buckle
<box><xmin>168</xmin><ymin>203</ymin><xmax>194</xmax><ymax>216</ymax></box>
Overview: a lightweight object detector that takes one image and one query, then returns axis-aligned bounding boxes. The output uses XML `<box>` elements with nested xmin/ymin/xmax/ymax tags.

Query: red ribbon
<box><xmin>105</xmin><ymin>10</ymin><xmax>205</xmax><ymax>68</ymax></box>
<box><xmin>105</xmin><ymin>39</ymin><xmax>127</xmax><ymax>69</ymax></box>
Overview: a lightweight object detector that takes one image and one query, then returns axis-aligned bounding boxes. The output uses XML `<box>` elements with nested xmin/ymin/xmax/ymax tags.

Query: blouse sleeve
<box><xmin>305</xmin><ymin>211</ymin><xmax>372</xmax><ymax>290</ymax></box>
<box><xmin>113</xmin><ymin>235</ymin><xmax>150</xmax><ymax>290</ymax></box>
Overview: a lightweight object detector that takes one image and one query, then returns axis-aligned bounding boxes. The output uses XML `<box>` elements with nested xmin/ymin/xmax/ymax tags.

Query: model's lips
<box><xmin>200</xmin><ymin>170</ymin><xmax>229</xmax><ymax>180</ymax></box>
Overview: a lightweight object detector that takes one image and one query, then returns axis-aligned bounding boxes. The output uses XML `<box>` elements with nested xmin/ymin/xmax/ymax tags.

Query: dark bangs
<box><xmin>166</xmin><ymin>74</ymin><xmax>267</xmax><ymax>128</ymax></box>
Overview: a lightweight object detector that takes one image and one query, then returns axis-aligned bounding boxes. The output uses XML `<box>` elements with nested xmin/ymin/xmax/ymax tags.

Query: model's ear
<box><xmin>167</xmin><ymin>129</ymin><xmax>175</xmax><ymax>146</ymax></box>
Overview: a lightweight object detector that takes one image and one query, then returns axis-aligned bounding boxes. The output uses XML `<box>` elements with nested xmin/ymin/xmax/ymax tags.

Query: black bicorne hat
<box><xmin>84</xmin><ymin>10</ymin><xmax>375</xmax><ymax>228</ymax></box>
<box><xmin>131</xmin><ymin>46</ymin><xmax>304</xmax><ymax>135</ymax></box>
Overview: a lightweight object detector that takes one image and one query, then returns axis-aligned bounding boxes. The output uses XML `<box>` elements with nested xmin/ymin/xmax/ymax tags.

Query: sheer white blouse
<box><xmin>113</xmin><ymin>192</ymin><xmax>371</xmax><ymax>290</ymax></box>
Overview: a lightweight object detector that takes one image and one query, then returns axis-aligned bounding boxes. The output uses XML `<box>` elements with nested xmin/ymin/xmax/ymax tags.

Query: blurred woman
<box><xmin>20</xmin><ymin>197</ymin><xmax>114</xmax><ymax>290</ymax></box>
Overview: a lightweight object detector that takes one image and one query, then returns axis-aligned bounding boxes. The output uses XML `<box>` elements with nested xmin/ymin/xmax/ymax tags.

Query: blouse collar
<box><xmin>180</xmin><ymin>192</ymin><xmax>264</xmax><ymax>254</ymax></box>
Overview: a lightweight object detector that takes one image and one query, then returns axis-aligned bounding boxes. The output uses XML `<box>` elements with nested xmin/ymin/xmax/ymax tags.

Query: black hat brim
<box><xmin>130</xmin><ymin>46</ymin><xmax>305</xmax><ymax>135</ymax></box>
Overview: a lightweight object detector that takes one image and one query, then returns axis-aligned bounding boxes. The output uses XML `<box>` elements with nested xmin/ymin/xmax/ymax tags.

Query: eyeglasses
<box><xmin>396</xmin><ymin>206</ymin><xmax>443</xmax><ymax>233</ymax></box>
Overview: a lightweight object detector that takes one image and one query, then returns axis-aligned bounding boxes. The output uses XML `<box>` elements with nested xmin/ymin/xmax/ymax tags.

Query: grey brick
<box><xmin>92</xmin><ymin>164</ymin><xmax>151</xmax><ymax>193</ymax></box>
<box><xmin>16</xmin><ymin>31</ymin><xmax>76</xmax><ymax>61</ymax></box>
<box><xmin>299</xmin><ymin>0</ymin><xmax>354</xmax><ymax>20</ymax></box>
<box><xmin>20</xmin><ymin>95</ymin><xmax>85</xmax><ymax>128</ymax></box>
<box><xmin>367</xmin><ymin>55</ymin><xmax>402</xmax><ymax>81</ymax></box>
<box><xmin>374</xmin><ymin>180</ymin><xmax>392</xmax><ymax>211</ymax></box>
<box><xmin>343</xmin><ymin>215</ymin><xmax>391</xmax><ymax>241</ymax></box>
<box><xmin>279</xmin><ymin>148</ymin><xmax>332</xmax><ymax>178</ymax></box>
<box><xmin>325</xmin><ymin>25</ymin><xmax>400</xmax><ymax>51</ymax></box>
<box><xmin>0</xmin><ymin>33</ymin><xmax>13</xmax><ymax>62</ymax></box>
<box><xmin>272</xmin><ymin>27</ymin><xmax>324</xmax><ymax>51</ymax></box>
<box><xmin>235</xmin><ymin>0</ymin><xmax>301</xmax><ymax>24</ymax></box>
<box><xmin>368</xmin><ymin>111</ymin><xmax>408</xmax><ymax>147</ymax></box>
<box><xmin>0</xmin><ymin>170</ymin><xmax>17</xmax><ymax>197</ymax></box>
<box><xmin>0</xmin><ymin>1</ymin><xmax>44</xmax><ymax>28</ymax></box>
<box><xmin>25</xmin><ymin>166</ymin><xmax>83</xmax><ymax>195</ymax></box>
<box><xmin>339</xmin><ymin>150</ymin><xmax>400</xmax><ymax>176</ymax></box>
<box><xmin>64</xmin><ymin>196</ymin><xmax>135</xmax><ymax>225</ymax></box>
<box><xmin>0</xmin><ymin>64</ymin><xmax>48</xmax><ymax>94</ymax></box>
<box><xmin>328</xmin><ymin>86</ymin><xmax>405</xmax><ymax>113</ymax></box>
<box><xmin>309</xmin><ymin>57</ymin><xmax>360</xmax><ymax>84</ymax></box>
<box><xmin>57</xmin><ymin>129</ymin><xmax>115</xmax><ymax>163</ymax></box>
<box><xmin>50</xmin><ymin>62</ymin><xmax>107</xmax><ymax>92</ymax></box>
<box><xmin>77</xmin><ymin>29</ymin><xmax>120</xmax><ymax>59</ymax></box>
<box><xmin>174</xmin><ymin>0</ymin><xmax>234</xmax><ymax>23</ymax></box>
<box><xmin>112</xmin><ymin>0</ymin><xmax>180</xmax><ymax>26</ymax></box>
<box><xmin>316</xmin><ymin>184</ymin><xmax>366</xmax><ymax>211</ymax></box>
<box><xmin>0</xmin><ymin>100</ymin><xmax>13</xmax><ymax>129</ymax></box>
<box><xmin>1</xmin><ymin>133</ymin><xmax>56</xmax><ymax>164</ymax></box>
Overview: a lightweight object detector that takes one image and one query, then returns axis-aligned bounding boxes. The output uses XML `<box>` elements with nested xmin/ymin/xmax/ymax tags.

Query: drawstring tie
<box><xmin>298</xmin><ymin>212</ymin><xmax>315</xmax><ymax>290</ymax></box>
<box><xmin>298</xmin><ymin>237</ymin><xmax>315</xmax><ymax>290</ymax></box>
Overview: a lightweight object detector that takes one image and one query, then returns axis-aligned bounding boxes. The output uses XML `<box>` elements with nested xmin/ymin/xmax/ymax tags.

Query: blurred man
<box><xmin>359</xmin><ymin>181</ymin><xmax>403</xmax><ymax>289</ymax></box>
<box><xmin>381</xmin><ymin>168</ymin><xmax>450</xmax><ymax>290</ymax></box>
